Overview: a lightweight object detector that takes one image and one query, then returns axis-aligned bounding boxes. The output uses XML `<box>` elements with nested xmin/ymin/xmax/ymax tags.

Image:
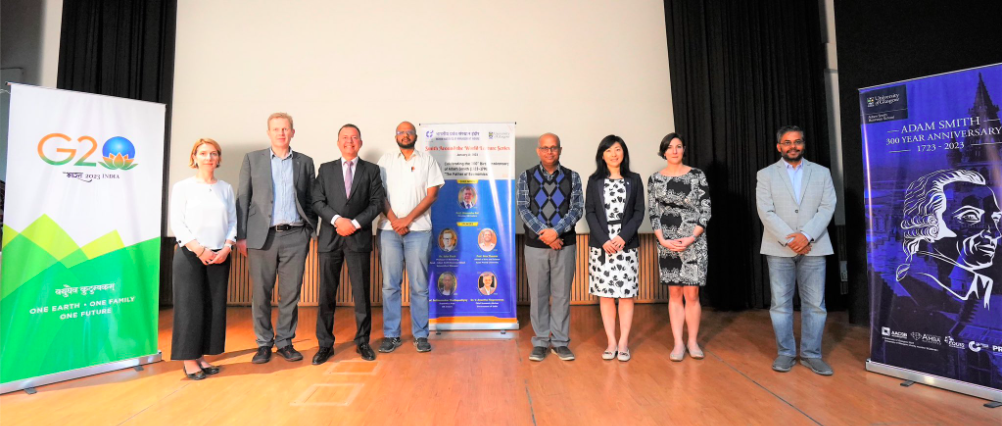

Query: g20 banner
<box><xmin>422</xmin><ymin>123</ymin><xmax>517</xmax><ymax>330</ymax></box>
<box><xmin>860</xmin><ymin>64</ymin><xmax>1002</xmax><ymax>400</ymax></box>
<box><xmin>1</xmin><ymin>84</ymin><xmax>165</xmax><ymax>393</ymax></box>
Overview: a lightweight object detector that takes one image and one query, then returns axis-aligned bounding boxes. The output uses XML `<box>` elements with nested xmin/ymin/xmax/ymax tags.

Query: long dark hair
<box><xmin>591</xmin><ymin>134</ymin><xmax>631</xmax><ymax>179</ymax></box>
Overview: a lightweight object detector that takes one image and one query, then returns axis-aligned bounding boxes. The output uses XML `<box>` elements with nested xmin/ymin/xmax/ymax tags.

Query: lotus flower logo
<box><xmin>100</xmin><ymin>137</ymin><xmax>138</xmax><ymax>170</ymax></box>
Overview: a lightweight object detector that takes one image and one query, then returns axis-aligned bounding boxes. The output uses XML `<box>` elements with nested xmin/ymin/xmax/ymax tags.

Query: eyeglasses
<box><xmin>537</xmin><ymin>146</ymin><xmax>561</xmax><ymax>153</ymax></box>
<box><xmin>779</xmin><ymin>140</ymin><xmax>805</xmax><ymax>147</ymax></box>
<box><xmin>396</xmin><ymin>131</ymin><xmax>417</xmax><ymax>136</ymax></box>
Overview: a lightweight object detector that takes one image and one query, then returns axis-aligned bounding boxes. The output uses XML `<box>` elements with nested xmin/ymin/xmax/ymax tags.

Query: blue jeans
<box><xmin>379</xmin><ymin>230</ymin><xmax>432</xmax><ymax>339</ymax></box>
<box><xmin>766</xmin><ymin>255</ymin><xmax>827</xmax><ymax>359</ymax></box>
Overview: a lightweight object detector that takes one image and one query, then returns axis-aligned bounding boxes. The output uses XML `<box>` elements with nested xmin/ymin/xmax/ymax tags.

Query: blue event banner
<box><xmin>860</xmin><ymin>63</ymin><xmax>1002</xmax><ymax>391</ymax></box>
<box><xmin>421</xmin><ymin>123</ymin><xmax>518</xmax><ymax>330</ymax></box>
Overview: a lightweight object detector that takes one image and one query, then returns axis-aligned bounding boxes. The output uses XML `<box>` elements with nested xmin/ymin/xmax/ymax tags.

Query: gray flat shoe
<box><xmin>617</xmin><ymin>348</ymin><xmax>631</xmax><ymax>362</ymax></box>
<box><xmin>669</xmin><ymin>348</ymin><xmax>685</xmax><ymax>362</ymax></box>
<box><xmin>687</xmin><ymin>343</ymin><xmax>704</xmax><ymax>360</ymax></box>
<box><xmin>602</xmin><ymin>349</ymin><xmax>618</xmax><ymax>361</ymax></box>
<box><xmin>801</xmin><ymin>358</ymin><xmax>834</xmax><ymax>376</ymax></box>
<box><xmin>772</xmin><ymin>355</ymin><xmax>796</xmax><ymax>372</ymax></box>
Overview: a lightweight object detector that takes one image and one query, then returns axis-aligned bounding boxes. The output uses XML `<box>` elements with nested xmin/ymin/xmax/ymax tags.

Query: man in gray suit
<box><xmin>756</xmin><ymin>125</ymin><xmax>837</xmax><ymax>376</ymax></box>
<box><xmin>236</xmin><ymin>112</ymin><xmax>316</xmax><ymax>364</ymax></box>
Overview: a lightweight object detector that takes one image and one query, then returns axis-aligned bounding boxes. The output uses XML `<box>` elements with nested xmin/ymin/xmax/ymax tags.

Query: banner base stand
<box><xmin>866</xmin><ymin>359</ymin><xmax>1001</xmax><ymax>402</ymax></box>
<box><xmin>429</xmin><ymin>321</ymin><xmax>518</xmax><ymax>331</ymax></box>
<box><xmin>1</xmin><ymin>351</ymin><xmax>162</xmax><ymax>395</ymax></box>
<box><xmin>431</xmin><ymin>331</ymin><xmax>516</xmax><ymax>341</ymax></box>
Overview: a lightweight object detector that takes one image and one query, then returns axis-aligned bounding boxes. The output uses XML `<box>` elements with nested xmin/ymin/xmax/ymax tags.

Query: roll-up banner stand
<box><xmin>1</xmin><ymin>84</ymin><xmax>164</xmax><ymax>393</ymax></box>
<box><xmin>859</xmin><ymin>64</ymin><xmax>1002</xmax><ymax>402</ymax></box>
<box><xmin>422</xmin><ymin>123</ymin><xmax>518</xmax><ymax>331</ymax></box>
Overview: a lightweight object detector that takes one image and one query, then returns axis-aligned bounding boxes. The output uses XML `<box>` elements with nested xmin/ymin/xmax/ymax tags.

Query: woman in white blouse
<box><xmin>170</xmin><ymin>138</ymin><xmax>236</xmax><ymax>380</ymax></box>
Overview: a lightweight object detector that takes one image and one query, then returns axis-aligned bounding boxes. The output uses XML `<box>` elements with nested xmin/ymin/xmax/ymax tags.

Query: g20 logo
<box><xmin>38</xmin><ymin>133</ymin><xmax>138</xmax><ymax>170</ymax></box>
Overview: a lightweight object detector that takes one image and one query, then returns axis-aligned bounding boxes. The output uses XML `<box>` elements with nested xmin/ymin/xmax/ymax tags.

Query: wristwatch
<box><xmin>224</xmin><ymin>243</ymin><xmax>234</xmax><ymax>249</ymax></box>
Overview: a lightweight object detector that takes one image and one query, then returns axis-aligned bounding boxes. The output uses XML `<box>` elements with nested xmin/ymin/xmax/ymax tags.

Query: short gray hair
<box><xmin>775</xmin><ymin>125</ymin><xmax>803</xmax><ymax>144</ymax></box>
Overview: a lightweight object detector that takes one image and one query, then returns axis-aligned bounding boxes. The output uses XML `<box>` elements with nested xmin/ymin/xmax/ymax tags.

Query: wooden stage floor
<box><xmin>1</xmin><ymin>305</ymin><xmax>998</xmax><ymax>425</ymax></box>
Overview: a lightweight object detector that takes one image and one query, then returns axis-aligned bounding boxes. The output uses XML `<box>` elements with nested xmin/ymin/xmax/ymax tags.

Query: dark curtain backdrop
<box><xmin>663</xmin><ymin>0</ymin><xmax>839</xmax><ymax>310</ymax></box>
<box><xmin>835</xmin><ymin>0</ymin><xmax>1002</xmax><ymax>325</ymax></box>
<box><xmin>57</xmin><ymin>0</ymin><xmax>177</xmax><ymax>305</ymax></box>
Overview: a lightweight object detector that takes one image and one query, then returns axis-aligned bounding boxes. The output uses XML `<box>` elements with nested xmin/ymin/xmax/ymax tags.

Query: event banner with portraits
<box><xmin>421</xmin><ymin>122</ymin><xmax>517</xmax><ymax>330</ymax></box>
<box><xmin>860</xmin><ymin>64</ymin><xmax>1002</xmax><ymax>396</ymax></box>
<box><xmin>0</xmin><ymin>84</ymin><xmax>164</xmax><ymax>393</ymax></box>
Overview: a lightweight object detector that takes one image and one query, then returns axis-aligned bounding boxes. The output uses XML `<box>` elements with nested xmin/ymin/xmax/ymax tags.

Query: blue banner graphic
<box><xmin>861</xmin><ymin>64</ymin><xmax>1002</xmax><ymax>390</ymax></box>
<box><xmin>421</xmin><ymin>123</ymin><xmax>518</xmax><ymax>330</ymax></box>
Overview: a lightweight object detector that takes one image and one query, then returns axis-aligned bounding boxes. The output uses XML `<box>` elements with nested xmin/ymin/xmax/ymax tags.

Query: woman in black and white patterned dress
<box><xmin>648</xmin><ymin>133</ymin><xmax>711</xmax><ymax>362</ymax></box>
<box><xmin>585</xmin><ymin>135</ymin><xmax>645</xmax><ymax>362</ymax></box>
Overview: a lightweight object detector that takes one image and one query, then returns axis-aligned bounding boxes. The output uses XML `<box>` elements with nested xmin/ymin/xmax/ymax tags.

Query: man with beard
<box><xmin>376</xmin><ymin>121</ymin><xmax>444</xmax><ymax>354</ymax></box>
<box><xmin>478</xmin><ymin>228</ymin><xmax>497</xmax><ymax>251</ymax></box>
<box><xmin>756</xmin><ymin>125</ymin><xmax>837</xmax><ymax>375</ymax></box>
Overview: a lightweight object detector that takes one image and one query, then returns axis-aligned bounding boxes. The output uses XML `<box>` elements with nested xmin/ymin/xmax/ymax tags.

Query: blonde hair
<box><xmin>267</xmin><ymin>112</ymin><xmax>294</xmax><ymax>129</ymax></box>
<box><xmin>439</xmin><ymin>228</ymin><xmax>457</xmax><ymax>248</ymax></box>
<box><xmin>189</xmin><ymin>138</ymin><xmax>222</xmax><ymax>168</ymax></box>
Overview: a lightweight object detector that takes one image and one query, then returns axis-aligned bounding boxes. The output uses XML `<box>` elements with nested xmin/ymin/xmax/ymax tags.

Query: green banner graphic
<box><xmin>1</xmin><ymin>217</ymin><xmax>160</xmax><ymax>383</ymax></box>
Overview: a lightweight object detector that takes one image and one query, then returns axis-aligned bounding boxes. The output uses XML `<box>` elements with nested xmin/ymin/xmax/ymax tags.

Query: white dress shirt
<box><xmin>170</xmin><ymin>177</ymin><xmax>237</xmax><ymax>249</ymax></box>
<box><xmin>377</xmin><ymin>150</ymin><xmax>445</xmax><ymax>232</ymax></box>
<box><xmin>332</xmin><ymin>157</ymin><xmax>362</xmax><ymax>229</ymax></box>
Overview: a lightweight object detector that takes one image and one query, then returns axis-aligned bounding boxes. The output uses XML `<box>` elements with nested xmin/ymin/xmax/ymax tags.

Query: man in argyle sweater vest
<box><xmin>516</xmin><ymin>133</ymin><xmax>584</xmax><ymax>362</ymax></box>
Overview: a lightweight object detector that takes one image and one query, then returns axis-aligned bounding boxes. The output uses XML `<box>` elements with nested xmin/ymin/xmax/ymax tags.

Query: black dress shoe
<box><xmin>252</xmin><ymin>346</ymin><xmax>272</xmax><ymax>364</ymax></box>
<box><xmin>356</xmin><ymin>343</ymin><xmax>376</xmax><ymax>361</ymax></box>
<box><xmin>183</xmin><ymin>366</ymin><xmax>206</xmax><ymax>381</ymax></box>
<box><xmin>201</xmin><ymin>365</ymin><xmax>221</xmax><ymax>375</ymax></box>
<box><xmin>312</xmin><ymin>347</ymin><xmax>334</xmax><ymax>365</ymax></box>
<box><xmin>277</xmin><ymin>344</ymin><xmax>304</xmax><ymax>362</ymax></box>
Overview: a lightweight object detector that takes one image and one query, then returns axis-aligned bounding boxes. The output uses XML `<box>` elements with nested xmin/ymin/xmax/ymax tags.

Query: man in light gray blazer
<box><xmin>236</xmin><ymin>112</ymin><xmax>317</xmax><ymax>364</ymax></box>
<box><xmin>756</xmin><ymin>125</ymin><xmax>836</xmax><ymax>376</ymax></box>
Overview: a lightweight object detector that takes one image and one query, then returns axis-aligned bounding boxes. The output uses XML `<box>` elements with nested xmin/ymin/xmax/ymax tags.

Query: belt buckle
<box><xmin>275</xmin><ymin>224</ymin><xmax>292</xmax><ymax>232</ymax></box>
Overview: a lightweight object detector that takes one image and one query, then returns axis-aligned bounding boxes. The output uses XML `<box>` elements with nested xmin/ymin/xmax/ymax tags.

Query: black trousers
<box><xmin>171</xmin><ymin>246</ymin><xmax>230</xmax><ymax>360</ymax></box>
<box><xmin>316</xmin><ymin>249</ymin><xmax>371</xmax><ymax>347</ymax></box>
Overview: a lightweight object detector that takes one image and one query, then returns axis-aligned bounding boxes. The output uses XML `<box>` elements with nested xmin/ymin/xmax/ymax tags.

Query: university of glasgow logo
<box><xmin>861</xmin><ymin>84</ymin><xmax>908</xmax><ymax>123</ymax></box>
<box><xmin>100</xmin><ymin>136</ymin><xmax>138</xmax><ymax>170</ymax></box>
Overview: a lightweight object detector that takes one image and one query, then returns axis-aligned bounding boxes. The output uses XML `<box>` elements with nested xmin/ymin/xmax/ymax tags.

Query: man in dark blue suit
<box><xmin>311</xmin><ymin>124</ymin><xmax>385</xmax><ymax>363</ymax></box>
